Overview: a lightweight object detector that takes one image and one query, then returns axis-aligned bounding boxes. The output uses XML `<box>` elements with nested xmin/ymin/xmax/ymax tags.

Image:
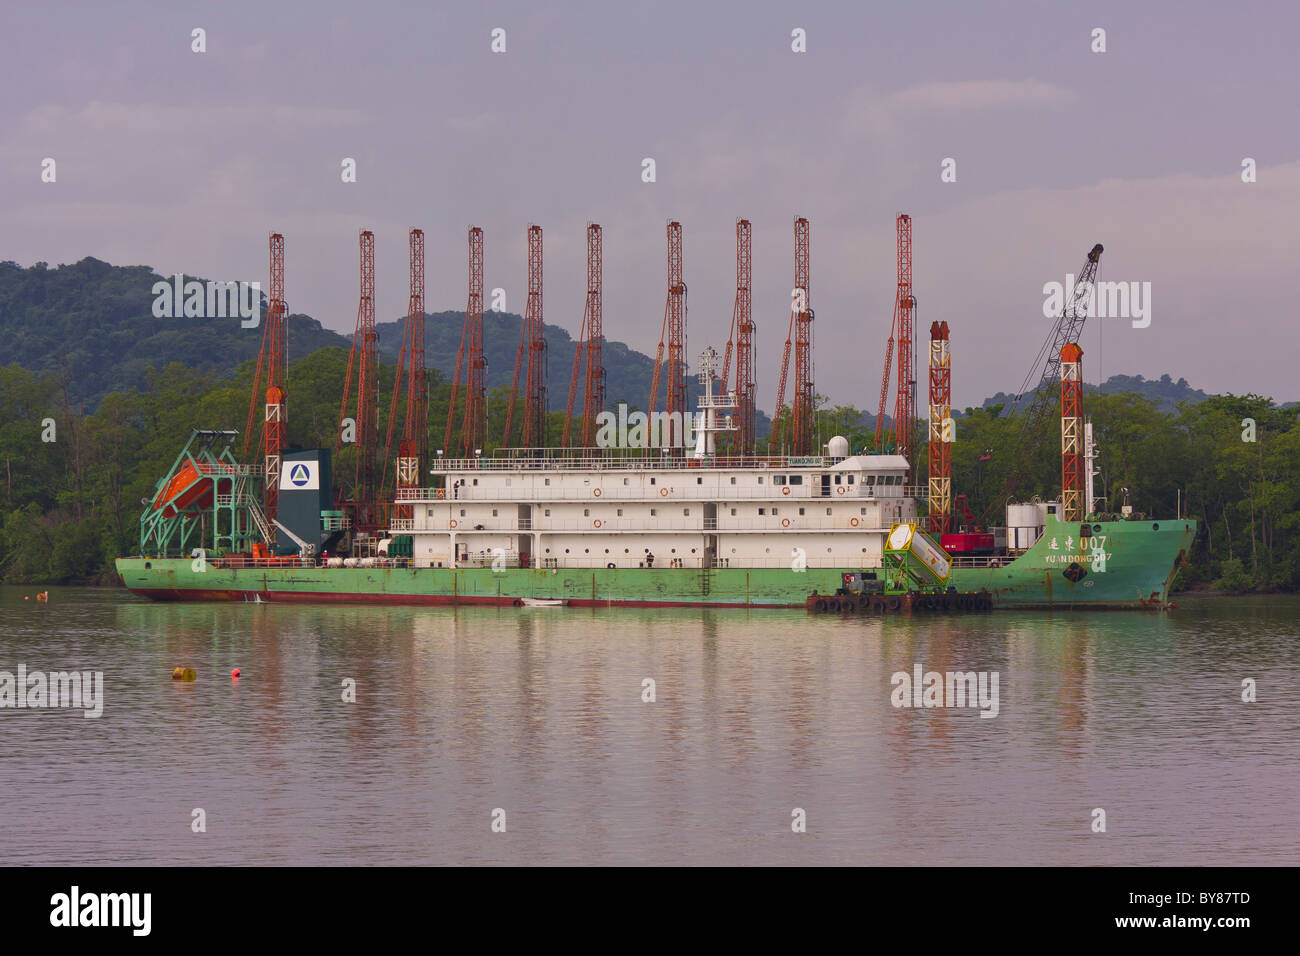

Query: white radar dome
<box><xmin>827</xmin><ymin>435</ymin><xmax>850</xmax><ymax>458</ymax></box>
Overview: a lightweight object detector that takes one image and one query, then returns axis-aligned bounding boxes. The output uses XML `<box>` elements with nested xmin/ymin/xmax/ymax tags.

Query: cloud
<box><xmin>844</xmin><ymin>78</ymin><xmax>1074</xmax><ymax>136</ymax></box>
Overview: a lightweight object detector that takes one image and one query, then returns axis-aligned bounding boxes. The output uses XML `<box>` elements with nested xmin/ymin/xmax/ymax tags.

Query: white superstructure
<box><xmin>396</xmin><ymin>451</ymin><xmax>919</xmax><ymax>570</ymax></box>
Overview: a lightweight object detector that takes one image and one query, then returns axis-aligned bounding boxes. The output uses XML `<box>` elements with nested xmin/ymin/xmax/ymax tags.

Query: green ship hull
<box><xmin>115</xmin><ymin>514</ymin><xmax>1195</xmax><ymax>610</ymax></box>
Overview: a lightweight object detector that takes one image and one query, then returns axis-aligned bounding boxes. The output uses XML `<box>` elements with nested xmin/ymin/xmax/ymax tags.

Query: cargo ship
<box><xmin>114</xmin><ymin>355</ymin><xmax>1194</xmax><ymax>610</ymax></box>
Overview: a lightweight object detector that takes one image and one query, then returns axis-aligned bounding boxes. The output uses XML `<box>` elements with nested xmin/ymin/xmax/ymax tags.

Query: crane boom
<box><xmin>987</xmin><ymin>243</ymin><xmax>1104</xmax><ymax>517</ymax></box>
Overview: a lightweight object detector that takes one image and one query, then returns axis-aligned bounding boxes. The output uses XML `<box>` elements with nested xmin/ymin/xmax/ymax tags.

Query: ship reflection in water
<box><xmin>0</xmin><ymin>586</ymin><xmax>1295</xmax><ymax>865</ymax></box>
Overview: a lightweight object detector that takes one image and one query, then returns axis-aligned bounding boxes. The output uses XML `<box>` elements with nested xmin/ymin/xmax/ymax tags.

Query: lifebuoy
<box><xmin>781</xmin><ymin>518</ymin><xmax>790</xmax><ymax>527</ymax></box>
<box><xmin>659</xmin><ymin>488</ymin><xmax>668</xmax><ymax>497</ymax></box>
<box><xmin>449</xmin><ymin>519</ymin><xmax>458</xmax><ymax>529</ymax></box>
<box><xmin>837</xmin><ymin>486</ymin><xmax>846</xmax><ymax>495</ymax></box>
<box><xmin>850</xmin><ymin>517</ymin><xmax>859</xmax><ymax>527</ymax></box>
<box><xmin>593</xmin><ymin>487</ymin><xmax>601</xmax><ymax>497</ymax></box>
<box><xmin>593</xmin><ymin>519</ymin><xmax>603</xmax><ymax>528</ymax></box>
<box><xmin>782</xmin><ymin>487</ymin><xmax>790</xmax><ymax>496</ymax></box>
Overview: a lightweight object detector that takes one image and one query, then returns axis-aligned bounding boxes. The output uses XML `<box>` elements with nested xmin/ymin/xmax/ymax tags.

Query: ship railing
<box><xmin>522</xmin><ymin>556</ymin><xmax>887</xmax><ymax>570</ymax></box>
<box><xmin>388</xmin><ymin>518</ymin><xmax>415</xmax><ymax>531</ymax></box>
<box><xmin>946</xmin><ymin>555</ymin><xmax>1017</xmax><ymax>569</ymax></box>
<box><xmin>321</xmin><ymin>515</ymin><xmax>352</xmax><ymax>531</ymax></box>
<box><xmin>426</xmin><ymin>452</ymin><xmax>833</xmax><ymax>472</ymax></box>
<box><xmin>396</xmin><ymin>488</ymin><xmax>445</xmax><ymax>500</ymax></box>
<box><xmin>211</xmin><ymin>555</ymin><xmax>318</xmax><ymax>569</ymax></box>
<box><xmin>396</xmin><ymin>486</ymin><xmax>920</xmax><ymax>503</ymax></box>
<box><xmin>197</xmin><ymin>463</ymin><xmax>265</xmax><ymax>477</ymax></box>
<box><xmin>409</xmin><ymin>518</ymin><xmax>898</xmax><ymax>533</ymax></box>
<box><xmin>215</xmin><ymin>494</ymin><xmax>258</xmax><ymax>508</ymax></box>
<box><xmin>457</xmin><ymin>550</ymin><xmax>523</xmax><ymax>569</ymax></box>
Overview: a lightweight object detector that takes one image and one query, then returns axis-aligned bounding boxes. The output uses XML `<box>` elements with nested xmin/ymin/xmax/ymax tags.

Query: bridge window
<box><xmin>774</xmin><ymin>475</ymin><xmax>786</xmax><ymax>485</ymax></box>
<box><xmin>789</xmin><ymin>475</ymin><xmax>803</xmax><ymax>485</ymax></box>
<box><xmin>730</xmin><ymin>476</ymin><xmax>736</xmax><ymax>485</ymax></box>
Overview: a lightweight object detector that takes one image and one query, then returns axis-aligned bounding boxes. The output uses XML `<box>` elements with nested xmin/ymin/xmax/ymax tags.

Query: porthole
<box><xmin>1152</xmin><ymin>523</ymin><xmax>1159</xmax><ymax>531</ymax></box>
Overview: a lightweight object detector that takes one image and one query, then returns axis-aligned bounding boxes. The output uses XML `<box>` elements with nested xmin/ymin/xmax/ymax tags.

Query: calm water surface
<box><xmin>0</xmin><ymin>586</ymin><xmax>1295</xmax><ymax>865</ymax></box>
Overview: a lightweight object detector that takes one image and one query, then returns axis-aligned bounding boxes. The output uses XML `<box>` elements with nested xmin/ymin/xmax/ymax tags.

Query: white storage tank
<box><xmin>1006</xmin><ymin>502</ymin><xmax>1048</xmax><ymax>550</ymax></box>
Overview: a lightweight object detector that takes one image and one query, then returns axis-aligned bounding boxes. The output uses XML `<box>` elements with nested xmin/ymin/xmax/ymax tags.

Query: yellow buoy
<box><xmin>172</xmin><ymin>668</ymin><xmax>196</xmax><ymax>681</ymax></box>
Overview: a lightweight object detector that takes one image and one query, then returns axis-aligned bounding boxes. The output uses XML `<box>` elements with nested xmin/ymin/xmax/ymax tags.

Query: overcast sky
<box><xmin>3</xmin><ymin>0</ymin><xmax>1297</xmax><ymax>408</ymax></box>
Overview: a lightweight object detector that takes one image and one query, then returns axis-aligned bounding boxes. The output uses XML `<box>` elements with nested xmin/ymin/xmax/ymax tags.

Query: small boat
<box><xmin>518</xmin><ymin>597</ymin><xmax>568</xmax><ymax>608</ymax></box>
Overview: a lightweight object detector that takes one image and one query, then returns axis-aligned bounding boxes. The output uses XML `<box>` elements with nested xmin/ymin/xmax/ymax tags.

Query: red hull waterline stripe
<box><xmin>122</xmin><ymin>587</ymin><xmax>790</xmax><ymax>610</ymax></box>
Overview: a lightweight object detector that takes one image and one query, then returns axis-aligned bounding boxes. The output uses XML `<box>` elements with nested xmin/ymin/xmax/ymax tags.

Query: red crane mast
<box><xmin>1060</xmin><ymin>343</ymin><xmax>1085</xmax><ymax>522</ymax></box>
<box><xmin>445</xmin><ymin>227</ymin><xmax>486</xmax><ymax>458</ymax></box>
<box><xmin>337</xmin><ymin>230</ymin><xmax>380</xmax><ymax>529</ymax></box>
<box><xmin>730</xmin><ymin>219</ymin><xmax>754</xmax><ymax>455</ymax></box>
<box><xmin>244</xmin><ymin>233</ymin><xmax>286</xmax><ymax>527</ymax></box>
<box><xmin>579</xmin><ymin>224</ymin><xmax>605</xmax><ymax>447</ymax></box>
<box><xmin>648</xmin><ymin>221</ymin><xmax>686</xmax><ymax>450</ymax></box>
<box><xmin>892</xmin><ymin>214</ymin><xmax>916</xmax><ymax>479</ymax></box>
<box><xmin>504</xmin><ymin>225</ymin><xmax>544</xmax><ymax>448</ymax></box>
<box><xmin>382</xmin><ymin>228</ymin><xmax>426</xmax><ymax>508</ymax></box>
<box><xmin>927</xmin><ymin>320</ymin><xmax>951</xmax><ymax>534</ymax></box>
<box><xmin>790</xmin><ymin>217</ymin><xmax>814</xmax><ymax>456</ymax></box>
